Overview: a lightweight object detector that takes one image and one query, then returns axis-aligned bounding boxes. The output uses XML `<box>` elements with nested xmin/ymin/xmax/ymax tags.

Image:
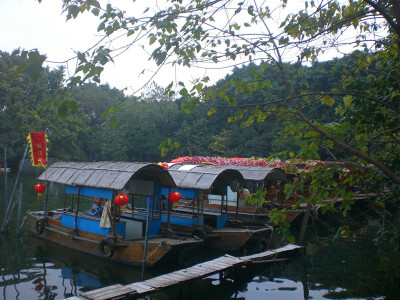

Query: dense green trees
<box><xmin>2</xmin><ymin>47</ymin><xmax>393</xmax><ymax>165</ymax></box>
<box><xmin>0</xmin><ymin>50</ymin><xmax>91</xmax><ymax>164</ymax></box>
<box><xmin>2</xmin><ymin>48</ymin><xmax>358</xmax><ymax>165</ymax></box>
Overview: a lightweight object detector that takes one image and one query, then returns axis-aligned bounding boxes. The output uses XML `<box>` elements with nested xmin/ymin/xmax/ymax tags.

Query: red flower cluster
<box><xmin>169</xmin><ymin>156</ymin><xmax>347</xmax><ymax>173</ymax></box>
<box><xmin>169</xmin><ymin>156</ymin><xmax>284</xmax><ymax>167</ymax></box>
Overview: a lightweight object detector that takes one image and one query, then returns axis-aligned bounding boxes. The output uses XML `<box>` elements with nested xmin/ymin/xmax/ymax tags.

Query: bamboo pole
<box><xmin>112</xmin><ymin>191</ymin><xmax>116</xmax><ymax>236</ymax></box>
<box><xmin>141</xmin><ymin>196</ymin><xmax>151</xmax><ymax>280</ymax></box>
<box><xmin>4</xmin><ymin>146</ymin><xmax>8</xmax><ymax>211</ymax></box>
<box><xmin>73</xmin><ymin>187</ymin><xmax>81</xmax><ymax>234</ymax></box>
<box><xmin>44</xmin><ymin>181</ymin><xmax>49</xmax><ymax>220</ymax></box>
<box><xmin>1</xmin><ymin>143</ymin><xmax>29</xmax><ymax>233</ymax></box>
<box><xmin>167</xmin><ymin>188</ymin><xmax>171</xmax><ymax>228</ymax></box>
<box><xmin>200</xmin><ymin>191</ymin><xmax>204</xmax><ymax>227</ymax></box>
<box><xmin>236</xmin><ymin>191</ymin><xmax>239</xmax><ymax>220</ymax></box>
<box><xmin>16</xmin><ymin>183</ymin><xmax>23</xmax><ymax>234</ymax></box>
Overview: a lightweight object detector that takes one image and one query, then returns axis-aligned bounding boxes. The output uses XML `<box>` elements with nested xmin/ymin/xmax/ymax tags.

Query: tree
<box><xmin>0</xmin><ymin>50</ymin><xmax>92</xmax><ymax>163</ymax></box>
<box><xmin>56</xmin><ymin>0</ymin><xmax>399</xmax><ymax>180</ymax></box>
<box><xmin>50</xmin><ymin>0</ymin><xmax>399</xmax><ymax>243</ymax></box>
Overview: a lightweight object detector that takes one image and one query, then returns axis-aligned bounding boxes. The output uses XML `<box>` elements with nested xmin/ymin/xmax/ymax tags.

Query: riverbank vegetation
<box><xmin>0</xmin><ymin>50</ymin><xmax>372</xmax><ymax>164</ymax></box>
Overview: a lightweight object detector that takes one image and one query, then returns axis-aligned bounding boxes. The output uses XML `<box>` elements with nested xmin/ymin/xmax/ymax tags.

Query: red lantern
<box><xmin>239</xmin><ymin>188</ymin><xmax>250</xmax><ymax>200</ymax></box>
<box><xmin>34</xmin><ymin>183</ymin><xmax>45</xmax><ymax>197</ymax></box>
<box><xmin>168</xmin><ymin>191</ymin><xmax>181</xmax><ymax>202</ymax></box>
<box><xmin>115</xmin><ymin>193</ymin><xmax>129</xmax><ymax>206</ymax></box>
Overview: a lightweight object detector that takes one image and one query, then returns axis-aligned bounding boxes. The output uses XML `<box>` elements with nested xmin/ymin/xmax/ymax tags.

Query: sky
<box><xmin>0</xmin><ymin>0</ymin><xmax>224</xmax><ymax>95</ymax></box>
<box><xmin>0</xmin><ymin>0</ymin><xmax>371</xmax><ymax>96</ymax></box>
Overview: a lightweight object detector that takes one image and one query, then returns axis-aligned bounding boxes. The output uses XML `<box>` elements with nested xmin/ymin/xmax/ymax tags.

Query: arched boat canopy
<box><xmin>37</xmin><ymin>161</ymin><xmax>176</xmax><ymax>190</ymax></box>
<box><xmin>225</xmin><ymin>165</ymin><xmax>288</xmax><ymax>194</ymax></box>
<box><xmin>227</xmin><ymin>166</ymin><xmax>288</xmax><ymax>182</ymax></box>
<box><xmin>166</xmin><ymin>163</ymin><xmax>245</xmax><ymax>194</ymax></box>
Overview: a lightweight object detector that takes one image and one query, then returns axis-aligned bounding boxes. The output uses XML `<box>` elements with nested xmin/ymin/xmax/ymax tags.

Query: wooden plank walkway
<box><xmin>67</xmin><ymin>244</ymin><xmax>303</xmax><ymax>300</ymax></box>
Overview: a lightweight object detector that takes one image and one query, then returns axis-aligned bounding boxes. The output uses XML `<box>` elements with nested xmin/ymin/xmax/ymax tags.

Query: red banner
<box><xmin>27</xmin><ymin>132</ymin><xmax>47</xmax><ymax>168</ymax></box>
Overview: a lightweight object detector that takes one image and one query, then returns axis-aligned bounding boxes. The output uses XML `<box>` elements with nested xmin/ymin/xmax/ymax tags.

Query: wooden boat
<box><xmin>26</xmin><ymin>161</ymin><xmax>202</xmax><ymax>267</ymax></box>
<box><xmin>154</xmin><ymin>163</ymin><xmax>273</xmax><ymax>251</ymax></box>
<box><xmin>200</xmin><ymin>165</ymin><xmax>305</xmax><ymax>226</ymax></box>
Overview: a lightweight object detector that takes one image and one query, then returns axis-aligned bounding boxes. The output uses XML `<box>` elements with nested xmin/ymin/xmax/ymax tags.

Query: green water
<box><xmin>0</xmin><ymin>168</ymin><xmax>399</xmax><ymax>299</ymax></box>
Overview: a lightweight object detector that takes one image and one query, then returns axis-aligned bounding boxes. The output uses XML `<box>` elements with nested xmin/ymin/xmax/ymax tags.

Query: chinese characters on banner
<box><xmin>27</xmin><ymin>132</ymin><xmax>47</xmax><ymax>168</ymax></box>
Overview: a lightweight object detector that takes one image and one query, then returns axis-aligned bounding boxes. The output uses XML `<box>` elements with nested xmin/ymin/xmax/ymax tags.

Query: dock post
<box><xmin>298</xmin><ymin>253</ymin><xmax>309</xmax><ymax>299</ymax></box>
<box><xmin>298</xmin><ymin>203</ymin><xmax>312</xmax><ymax>245</ymax></box>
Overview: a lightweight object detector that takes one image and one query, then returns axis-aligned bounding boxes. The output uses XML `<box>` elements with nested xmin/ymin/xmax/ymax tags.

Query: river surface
<box><xmin>0</xmin><ymin>166</ymin><xmax>399</xmax><ymax>299</ymax></box>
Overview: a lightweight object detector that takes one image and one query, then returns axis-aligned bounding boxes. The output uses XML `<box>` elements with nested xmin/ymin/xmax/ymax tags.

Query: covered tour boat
<box><xmin>26</xmin><ymin>161</ymin><xmax>202</xmax><ymax>267</ymax></box>
<box><xmin>155</xmin><ymin>163</ymin><xmax>273</xmax><ymax>251</ymax></box>
<box><xmin>210</xmin><ymin>165</ymin><xmax>305</xmax><ymax>225</ymax></box>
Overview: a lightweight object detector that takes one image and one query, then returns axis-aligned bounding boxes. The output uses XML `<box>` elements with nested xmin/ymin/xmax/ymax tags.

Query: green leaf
<box><xmin>77</xmin><ymin>52</ymin><xmax>87</xmax><ymax>63</ymax></box>
<box><xmin>91</xmin><ymin>8</ymin><xmax>100</xmax><ymax>16</ymax></box>
<box><xmin>279</xmin><ymin>37</ymin><xmax>289</xmax><ymax>45</ymax></box>
<box><xmin>181</xmin><ymin>103</ymin><xmax>191</xmax><ymax>114</ymax></box>
<box><xmin>247</xmin><ymin>5</ymin><xmax>254</xmax><ymax>16</ymax></box>
<box><xmin>155</xmin><ymin>51</ymin><xmax>167</xmax><ymax>65</ymax></box>
<box><xmin>109</xmin><ymin>115</ymin><xmax>119</xmax><ymax>128</ymax></box>
<box><xmin>321</xmin><ymin>95</ymin><xmax>335</xmax><ymax>107</ymax></box>
<box><xmin>343</xmin><ymin>95</ymin><xmax>352</xmax><ymax>107</ymax></box>
<box><xmin>207</xmin><ymin>107</ymin><xmax>217</xmax><ymax>116</ymax></box>
<box><xmin>179</xmin><ymin>88</ymin><xmax>189</xmax><ymax>98</ymax></box>
<box><xmin>161</xmin><ymin>147</ymin><xmax>168</xmax><ymax>157</ymax></box>
<box><xmin>15</xmin><ymin>64</ymin><xmax>26</xmax><ymax>75</ymax></box>
<box><xmin>66</xmin><ymin>5</ymin><xmax>80</xmax><ymax>20</ymax></box>
<box><xmin>57</xmin><ymin>103</ymin><xmax>68</xmax><ymax>120</ymax></box>
<box><xmin>287</xmin><ymin>235</ymin><xmax>295</xmax><ymax>244</ymax></box>
<box><xmin>265</xmin><ymin>79</ymin><xmax>273</xmax><ymax>89</ymax></box>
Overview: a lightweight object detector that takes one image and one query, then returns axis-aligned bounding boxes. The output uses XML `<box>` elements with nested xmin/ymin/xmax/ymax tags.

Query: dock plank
<box><xmin>126</xmin><ymin>282</ymin><xmax>155</xmax><ymax>294</ymax></box>
<box><xmin>80</xmin><ymin>284</ymin><xmax>137</xmax><ymax>300</ymax></box>
<box><xmin>66</xmin><ymin>244</ymin><xmax>304</xmax><ymax>300</ymax></box>
<box><xmin>144</xmin><ymin>277</ymin><xmax>182</xmax><ymax>288</ymax></box>
<box><xmin>188</xmin><ymin>264</ymin><xmax>223</xmax><ymax>274</ymax></box>
<box><xmin>175</xmin><ymin>269</ymin><xmax>205</xmax><ymax>277</ymax></box>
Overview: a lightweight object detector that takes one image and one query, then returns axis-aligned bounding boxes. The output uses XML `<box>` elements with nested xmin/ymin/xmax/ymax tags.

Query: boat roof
<box><xmin>37</xmin><ymin>161</ymin><xmax>176</xmax><ymax>190</ymax></box>
<box><xmin>166</xmin><ymin>164</ymin><xmax>245</xmax><ymax>193</ymax></box>
<box><xmin>227</xmin><ymin>165</ymin><xmax>288</xmax><ymax>182</ymax></box>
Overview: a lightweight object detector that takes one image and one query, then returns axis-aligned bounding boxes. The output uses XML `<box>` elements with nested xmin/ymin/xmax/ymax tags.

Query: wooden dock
<box><xmin>67</xmin><ymin>244</ymin><xmax>303</xmax><ymax>300</ymax></box>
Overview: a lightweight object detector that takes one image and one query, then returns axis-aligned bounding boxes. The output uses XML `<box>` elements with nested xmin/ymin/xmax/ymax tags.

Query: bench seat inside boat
<box><xmin>61</xmin><ymin>212</ymin><xmax>126</xmax><ymax>239</ymax></box>
<box><xmin>160</xmin><ymin>211</ymin><xmax>228</xmax><ymax>229</ymax></box>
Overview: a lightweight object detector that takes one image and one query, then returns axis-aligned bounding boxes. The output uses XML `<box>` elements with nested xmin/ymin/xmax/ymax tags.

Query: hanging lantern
<box><xmin>239</xmin><ymin>188</ymin><xmax>250</xmax><ymax>200</ymax></box>
<box><xmin>168</xmin><ymin>191</ymin><xmax>181</xmax><ymax>202</ymax></box>
<box><xmin>115</xmin><ymin>193</ymin><xmax>129</xmax><ymax>206</ymax></box>
<box><xmin>34</xmin><ymin>183</ymin><xmax>45</xmax><ymax>197</ymax></box>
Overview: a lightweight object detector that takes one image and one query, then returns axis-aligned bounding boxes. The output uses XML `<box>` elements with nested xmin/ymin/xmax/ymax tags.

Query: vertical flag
<box><xmin>27</xmin><ymin>132</ymin><xmax>48</xmax><ymax>168</ymax></box>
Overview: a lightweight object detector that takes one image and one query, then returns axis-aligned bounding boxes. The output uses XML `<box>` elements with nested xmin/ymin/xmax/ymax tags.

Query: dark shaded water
<box><xmin>1</xmin><ymin>167</ymin><xmax>399</xmax><ymax>299</ymax></box>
